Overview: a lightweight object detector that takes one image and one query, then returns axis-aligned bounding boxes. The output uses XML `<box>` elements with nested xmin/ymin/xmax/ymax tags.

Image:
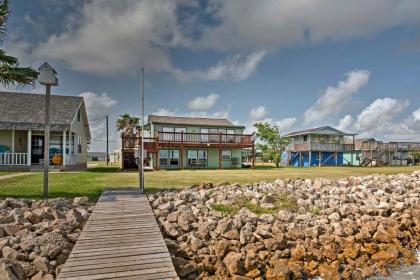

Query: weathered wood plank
<box><xmin>58</xmin><ymin>189</ymin><xmax>178</xmax><ymax>280</ymax></box>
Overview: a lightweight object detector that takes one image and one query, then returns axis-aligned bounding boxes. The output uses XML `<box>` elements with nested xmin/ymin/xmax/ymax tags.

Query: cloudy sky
<box><xmin>4</xmin><ymin>0</ymin><xmax>420</xmax><ymax>151</ymax></box>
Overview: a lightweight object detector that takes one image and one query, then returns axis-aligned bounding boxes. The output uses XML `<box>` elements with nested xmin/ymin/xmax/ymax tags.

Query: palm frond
<box><xmin>0</xmin><ymin>65</ymin><xmax>38</xmax><ymax>86</ymax></box>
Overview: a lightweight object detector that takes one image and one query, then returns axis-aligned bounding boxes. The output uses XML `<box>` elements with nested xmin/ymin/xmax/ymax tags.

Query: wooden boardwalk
<box><xmin>58</xmin><ymin>189</ymin><xmax>179</xmax><ymax>280</ymax></box>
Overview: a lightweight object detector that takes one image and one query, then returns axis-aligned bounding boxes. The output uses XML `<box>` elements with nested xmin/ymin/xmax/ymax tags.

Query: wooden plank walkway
<box><xmin>58</xmin><ymin>189</ymin><xmax>179</xmax><ymax>280</ymax></box>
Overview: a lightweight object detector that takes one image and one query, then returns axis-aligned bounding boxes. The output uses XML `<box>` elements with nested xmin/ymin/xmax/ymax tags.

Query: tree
<box><xmin>116</xmin><ymin>113</ymin><xmax>140</xmax><ymax>136</ymax></box>
<box><xmin>0</xmin><ymin>0</ymin><xmax>37</xmax><ymax>86</ymax></box>
<box><xmin>254</xmin><ymin>122</ymin><xmax>289</xmax><ymax>167</ymax></box>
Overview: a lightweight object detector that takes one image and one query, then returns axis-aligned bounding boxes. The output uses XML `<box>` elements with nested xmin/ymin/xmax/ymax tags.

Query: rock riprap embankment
<box><xmin>149</xmin><ymin>171</ymin><xmax>420</xmax><ymax>280</ymax></box>
<box><xmin>0</xmin><ymin>197</ymin><xmax>92</xmax><ymax>279</ymax></box>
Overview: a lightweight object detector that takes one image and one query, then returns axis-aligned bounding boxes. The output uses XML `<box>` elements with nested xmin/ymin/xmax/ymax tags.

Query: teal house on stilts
<box><xmin>281</xmin><ymin>126</ymin><xmax>356</xmax><ymax>167</ymax></box>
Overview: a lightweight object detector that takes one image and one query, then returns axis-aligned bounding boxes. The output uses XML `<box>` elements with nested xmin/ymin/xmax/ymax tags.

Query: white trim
<box><xmin>27</xmin><ymin>130</ymin><xmax>32</xmax><ymax>166</ymax></box>
<box><xmin>63</xmin><ymin>130</ymin><xmax>67</xmax><ymax>166</ymax></box>
<box><xmin>11</xmin><ymin>128</ymin><xmax>15</xmax><ymax>153</ymax></box>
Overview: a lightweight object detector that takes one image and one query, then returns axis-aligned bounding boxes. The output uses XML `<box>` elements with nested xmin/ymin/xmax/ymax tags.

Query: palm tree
<box><xmin>0</xmin><ymin>0</ymin><xmax>37</xmax><ymax>86</ymax></box>
<box><xmin>116</xmin><ymin>113</ymin><xmax>140</xmax><ymax>136</ymax></box>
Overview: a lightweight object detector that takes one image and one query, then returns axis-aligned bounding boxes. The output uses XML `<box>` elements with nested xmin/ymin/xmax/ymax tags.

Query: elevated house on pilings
<box><xmin>281</xmin><ymin>126</ymin><xmax>356</xmax><ymax>167</ymax></box>
<box><xmin>121</xmin><ymin>115</ymin><xmax>255</xmax><ymax>170</ymax></box>
<box><xmin>344</xmin><ymin>138</ymin><xmax>420</xmax><ymax>166</ymax></box>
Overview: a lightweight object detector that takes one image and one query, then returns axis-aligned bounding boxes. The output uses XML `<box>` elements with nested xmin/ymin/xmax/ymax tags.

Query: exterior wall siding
<box><xmin>291</xmin><ymin>151</ymin><xmax>344</xmax><ymax>167</ymax></box>
<box><xmin>156</xmin><ymin>148</ymin><xmax>242</xmax><ymax>169</ymax></box>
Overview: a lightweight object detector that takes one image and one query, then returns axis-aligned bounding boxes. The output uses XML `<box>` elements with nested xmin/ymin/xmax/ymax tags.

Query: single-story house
<box><xmin>0</xmin><ymin>91</ymin><xmax>91</xmax><ymax>171</ymax></box>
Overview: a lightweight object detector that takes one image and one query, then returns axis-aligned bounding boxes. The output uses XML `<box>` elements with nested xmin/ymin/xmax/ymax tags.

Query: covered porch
<box><xmin>0</xmin><ymin>129</ymin><xmax>79</xmax><ymax>168</ymax></box>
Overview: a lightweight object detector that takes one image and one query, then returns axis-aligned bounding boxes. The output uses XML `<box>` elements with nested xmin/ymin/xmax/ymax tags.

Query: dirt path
<box><xmin>0</xmin><ymin>172</ymin><xmax>33</xmax><ymax>181</ymax></box>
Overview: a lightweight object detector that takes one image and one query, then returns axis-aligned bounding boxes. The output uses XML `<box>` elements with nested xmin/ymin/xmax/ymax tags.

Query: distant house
<box><xmin>0</xmin><ymin>91</ymin><xmax>91</xmax><ymax>170</ymax></box>
<box><xmin>87</xmin><ymin>152</ymin><xmax>107</xmax><ymax>161</ymax></box>
<box><xmin>282</xmin><ymin>126</ymin><xmax>356</xmax><ymax>167</ymax></box>
<box><xmin>344</xmin><ymin>138</ymin><xmax>420</xmax><ymax>166</ymax></box>
<box><xmin>121</xmin><ymin>115</ymin><xmax>255</xmax><ymax>169</ymax></box>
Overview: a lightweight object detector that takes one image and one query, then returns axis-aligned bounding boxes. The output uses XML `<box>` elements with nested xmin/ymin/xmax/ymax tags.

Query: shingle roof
<box><xmin>0</xmin><ymin>91</ymin><xmax>83</xmax><ymax>130</ymax></box>
<box><xmin>283</xmin><ymin>125</ymin><xmax>355</xmax><ymax>137</ymax></box>
<box><xmin>147</xmin><ymin>115</ymin><xmax>243</xmax><ymax>128</ymax></box>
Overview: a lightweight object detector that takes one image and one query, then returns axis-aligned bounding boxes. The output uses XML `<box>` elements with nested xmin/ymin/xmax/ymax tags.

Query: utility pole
<box><xmin>106</xmin><ymin>115</ymin><xmax>109</xmax><ymax>166</ymax></box>
<box><xmin>43</xmin><ymin>85</ymin><xmax>51</xmax><ymax>199</ymax></box>
<box><xmin>139</xmin><ymin>67</ymin><xmax>145</xmax><ymax>193</ymax></box>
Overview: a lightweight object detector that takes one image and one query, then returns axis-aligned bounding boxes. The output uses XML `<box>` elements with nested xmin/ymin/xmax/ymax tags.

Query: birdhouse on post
<box><xmin>38</xmin><ymin>62</ymin><xmax>58</xmax><ymax>86</ymax></box>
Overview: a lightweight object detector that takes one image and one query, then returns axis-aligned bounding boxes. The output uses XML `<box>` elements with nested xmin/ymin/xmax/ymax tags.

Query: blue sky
<box><xmin>4</xmin><ymin>0</ymin><xmax>420</xmax><ymax>151</ymax></box>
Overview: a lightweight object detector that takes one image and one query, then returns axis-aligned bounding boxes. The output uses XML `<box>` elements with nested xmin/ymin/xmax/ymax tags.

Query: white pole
<box><xmin>140</xmin><ymin>67</ymin><xmax>145</xmax><ymax>193</ymax></box>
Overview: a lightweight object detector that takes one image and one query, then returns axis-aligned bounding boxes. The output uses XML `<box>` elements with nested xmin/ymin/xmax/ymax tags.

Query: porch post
<box><xmin>308</xmin><ymin>134</ymin><xmax>311</xmax><ymax>167</ymax></box>
<box><xmin>11</xmin><ymin>128</ymin><xmax>15</xmax><ymax>153</ymax></box>
<box><xmin>63</xmin><ymin>130</ymin><xmax>67</xmax><ymax>166</ymax></box>
<box><xmin>27</xmin><ymin>130</ymin><xmax>32</xmax><ymax>166</ymax></box>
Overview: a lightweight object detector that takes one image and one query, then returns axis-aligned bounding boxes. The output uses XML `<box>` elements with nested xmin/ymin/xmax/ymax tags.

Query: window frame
<box><xmin>222</xmin><ymin>150</ymin><xmax>232</xmax><ymax>161</ymax></box>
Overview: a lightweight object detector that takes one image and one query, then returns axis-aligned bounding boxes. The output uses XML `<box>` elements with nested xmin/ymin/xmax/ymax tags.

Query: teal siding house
<box><xmin>121</xmin><ymin>115</ymin><xmax>255</xmax><ymax>169</ymax></box>
<box><xmin>282</xmin><ymin>126</ymin><xmax>356</xmax><ymax>167</ymax></box>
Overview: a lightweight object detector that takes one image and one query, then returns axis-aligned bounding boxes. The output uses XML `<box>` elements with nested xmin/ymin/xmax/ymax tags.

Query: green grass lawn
<box><xmin>0</xmin><ymin>165</ymin><xmax>419</xmax><ymax>200</ymax></box>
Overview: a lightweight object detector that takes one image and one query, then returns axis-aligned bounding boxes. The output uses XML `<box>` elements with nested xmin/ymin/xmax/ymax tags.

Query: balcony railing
<box><xmin>0</xmin><ymin>153</ymin><xmax>29</xmax><ymax>165</ymax></box>
<box><xmin>158</xmin><ymin>132</ymin><xmax>253</xmax><ymax>145</ymax></box>
<box><xmin>361</xmin><ymin>142</ymin><xmax>420</xmax><ymax>151</ymax></box>
<box><xmin>288</xmin><ymin>142</ymin><xmax>354</xmax><ymax>152</ymax></box>
<box><xmin>122</xmin><ymin>132</ymin><xmax>254</xmax><ymax>151</ymax></box>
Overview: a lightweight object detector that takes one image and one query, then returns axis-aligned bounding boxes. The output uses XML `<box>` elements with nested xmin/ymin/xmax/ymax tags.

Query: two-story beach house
<box><xmin>282</xmin><ymin>126</ymin><xmax>356</xmax><ymax>167</ymax></box>
<box><xmin>0</xmin><ymin>91</ymin><xmax>91</xmax><ymax>171</ymax></box>
<box><xmin>121</xmin><ymin>115</ymin><xmax>255</xmax><ymax>169</ymax></box>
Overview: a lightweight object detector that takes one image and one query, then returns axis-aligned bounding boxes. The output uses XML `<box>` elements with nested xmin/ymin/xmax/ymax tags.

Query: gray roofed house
<box><xmin>147</xmin><ymin>115</ymin><xmax>244</xmax><ymax>128</ymax></box>
<box><xmin>0</xmin><ymin>91</ymin><xmax>91</xmax><ymax>171</ymax></box>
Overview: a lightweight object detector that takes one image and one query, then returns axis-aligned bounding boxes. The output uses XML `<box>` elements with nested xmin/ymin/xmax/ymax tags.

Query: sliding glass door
<box><xmin>159</xmin><ymin>149</ymin><xmax>180</xmax><ymax>167</ymax></box>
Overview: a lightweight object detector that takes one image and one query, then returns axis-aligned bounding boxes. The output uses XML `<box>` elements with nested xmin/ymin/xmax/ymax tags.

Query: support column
<box><xmin>251</xmin><ymin>143</ymin><xmax>255</xmax><ymax>169</ymax></box>
<box><xmin>318</xmin><ymin>151</ymin><xmax>321</xmax><ymax>167</ymax></box>
<box><xmin>63</xmin><ymin>131</ymin><xmax>67</xmax><ymax>166</ymax></box>
<box><xmin>351</xmin><ymin>135</ymin><xmax>354</xmax><ymax>166</ymax></box>
<box><xmin>11</xmin><ymin>128</ymin><xmax>15</xmax><ymax>153</ymax></box>
<box><xmin>308</xmin><ymin>134</ymin><xmax>311</xmax><ymax>167</ymax></box>
<box><xmin>27</xmin><ymin>130</ymin><xmax>32</xmax><ymax>166</ymax></box>
<box><xmin>335</xmin><ymin>152</ymin><xmax>338</xmax><ymax>166</ymax></box>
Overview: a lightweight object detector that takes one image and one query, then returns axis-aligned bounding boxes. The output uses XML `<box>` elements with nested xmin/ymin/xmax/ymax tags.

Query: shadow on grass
<box><xmin>84</xmin><ymin>167</ymin><xmax>122</xmax><ymax>173</ymax></box>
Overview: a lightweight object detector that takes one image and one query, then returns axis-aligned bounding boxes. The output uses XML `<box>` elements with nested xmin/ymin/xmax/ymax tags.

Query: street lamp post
<box><xmin>38</xmin><ymin>62</ymin><xmax>58</xmax><ymax>199</ymax></box>
<box><xmin>139</xmin><ymin>67</ymin><xmax>145</xmax><ymax>193</ymax></box>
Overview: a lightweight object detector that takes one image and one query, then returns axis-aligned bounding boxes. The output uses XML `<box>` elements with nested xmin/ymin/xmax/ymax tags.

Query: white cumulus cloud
<box><xmin>303</xmin><ymin>69</ymin><xmax>370</xmax><ymax>124</ymax></box>
<box><xmin>188</xmin><ymin>93</ymin><xmax>220</xmax><ymax>110</ymax></box>
<box><xmin>355</xmin><ymin>98</ymin><xmax>409</xmax><ymax>131</ymax></box>
<box><xmin>337</xmin><ymin>115</ymin><xmax>354</xmax><ymax>132</ymax></box>
<box><xmin>173</xmin><ymin>51</ymin><xmax>266</xmax><ymax>82</ymax></box>
<box><xmin>412</xmin><ymin>107</ymin><xmax>420</xmax><ymax>121</ymax></box>
<box><xmin>249</xmin><ymin>106</ymin><xmax>268</xmax><ymax>121</ymax></box>
<box><xmin>274</xmin><ymin>118</ymin><xmax>298</xmax><ymax>133</ymax></box>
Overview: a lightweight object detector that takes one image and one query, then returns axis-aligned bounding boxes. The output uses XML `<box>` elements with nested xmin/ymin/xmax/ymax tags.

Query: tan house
<box><xmin>0</xmin><ymin>91</ymin><xmax>91</xmax><ymax>170</ymax></box>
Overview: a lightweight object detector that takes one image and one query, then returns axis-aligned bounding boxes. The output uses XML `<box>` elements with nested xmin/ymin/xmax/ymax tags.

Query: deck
<box><xmin>58</xmin><ymin>189</ymin><xmax>178</xmax><ymax>280</ymax></box>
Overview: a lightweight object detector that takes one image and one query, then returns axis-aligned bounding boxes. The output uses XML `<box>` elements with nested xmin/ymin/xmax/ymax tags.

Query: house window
<box><xmin>201</xmin><ymin>128</ymin><xmax>209</xmax><ymax>142</ymax></box>
<box><xmin>209</xmin><ymin>128</ymin><xmax>218</xmax><ymax>142</ymax></box>
<box><xmin>77</xmin><ymin>109</ymin><xmax>81</xmax><ymax>122</ymax></box>
<box><xmin>187</xmin><ymin>149</ymin><xmax>207</xmax><ymax>167</ymax></box>
<box><xmin>159</xmin><ymin>149</ymin><xmax>179</xmax><ymax>167</ymax></box>
<box><xmin>162</xmin><ymin>127</ymin><xmax>174</xmax><ymax>141</ymax></box>
<box><xmin>227</xmin><ymin>129</ymin><xmax>235</xmax><ymax>143</ymax></box>
<box><xmin>222</xmin><ymin>150</ymin><xmax>232</xmax><ymax>160</ymax></box>
<box><xmin>303</xmin><ymin>135</ymin><xmax>308</xmax><ymax>142</ymax></box>
<box><xmin>77</xmin><ymin>136</ymin><xmax>82</xmax><ymax>154</ymax></box>
<box><xmin>174</xmin><ymin>127</ymin><xmax>186</xmax><ymax>141</ymax></box>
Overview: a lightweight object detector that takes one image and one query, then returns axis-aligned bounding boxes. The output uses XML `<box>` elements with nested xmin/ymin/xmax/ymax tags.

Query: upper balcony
<box><xmin>122</xmin><ymin>131</ymin><xmax>254</xmax><ymax>152</ymax></box>
<box><xmin>288</xmin><ymin>142</ymin><xmax>355</xmax><ymax>152</ymax></box>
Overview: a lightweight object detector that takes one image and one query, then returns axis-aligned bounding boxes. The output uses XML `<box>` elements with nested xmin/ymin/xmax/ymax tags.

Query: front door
<box><xmin>31</xmin><ymin>135</ymin><xmax>44</xmax><ymax>164</ymax></box>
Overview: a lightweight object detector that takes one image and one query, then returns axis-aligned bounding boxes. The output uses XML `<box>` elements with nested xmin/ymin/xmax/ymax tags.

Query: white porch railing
<box><xmin>0</xmin><ymin>153</ymin><xmax>29</xmax><ymax>165</ymax></box>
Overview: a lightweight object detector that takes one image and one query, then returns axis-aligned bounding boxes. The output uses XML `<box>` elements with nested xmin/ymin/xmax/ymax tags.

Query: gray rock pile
<box><xmin>149</xmin><ymin>171</ymin><xmax>420</xmax><ymax>280</ymax></box>
<box><xmin>0</xmin><ymin>196</ymin><xmax>92</xmax><ymax>279</ymax></box>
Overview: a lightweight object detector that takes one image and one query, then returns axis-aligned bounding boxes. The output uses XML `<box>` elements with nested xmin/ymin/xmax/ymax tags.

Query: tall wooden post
<box><xmin>251</xmin><ymin>143</ymin><xmax>255</xmax><ymax>169</ymax></box>
<box><xmin>27</xmin><ymin>130</ymin><xmax>32</xmax><ymax>166</ymax></box>
<box><xmin>218</xmin><ymin>133</ymin><xmax>222</xmax><ymax>169</ymax></box>
<box><xmin>180</xmin><ymin>131</ymin><xmax>184</xmax><ymax>169</ymax></box>
<box><xmin>43</xmin><ymin>85</ymin><xmax>51</xmax><ymax>199</ymax></box>
<box><xmin>156</xmin><ymin>134</ymin><xmax>160</xmax><ymax>170</ymax></box>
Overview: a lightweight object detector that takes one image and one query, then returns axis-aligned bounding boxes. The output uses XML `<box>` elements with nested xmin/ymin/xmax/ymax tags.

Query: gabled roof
<box><xmin>0</xmin><ymin>91</ymin><xmax>90</xmax><ymax>137</ymax></box>
<box><xmin>283</xmin><ymin>125</ymin><xmax>356</xmax><ymax>137</ymax></box>
<box><xmin>147</xmin><ymin>115</ymin><xmax>244</xmax><ymax>128</ymax></box>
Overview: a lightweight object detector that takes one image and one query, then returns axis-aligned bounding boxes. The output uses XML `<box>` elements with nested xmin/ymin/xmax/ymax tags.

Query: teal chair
<box><xmin>0</xmin><ymin>145</ymin><xmax>10</xmax><ymax>153</ymax></box>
